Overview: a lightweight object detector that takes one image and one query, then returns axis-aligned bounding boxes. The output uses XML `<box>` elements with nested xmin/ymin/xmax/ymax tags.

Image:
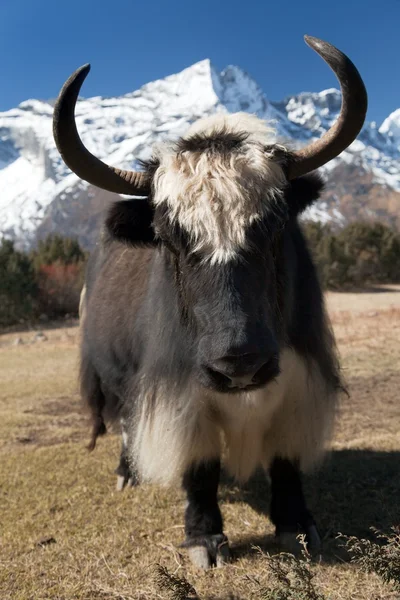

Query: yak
<box><xmin>53</xmin><ymin>35</ymin><xmax>367</xmax><ymax>568</ymax></box>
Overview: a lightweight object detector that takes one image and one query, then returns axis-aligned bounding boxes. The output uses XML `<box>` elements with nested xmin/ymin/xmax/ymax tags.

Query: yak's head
<box><xmin>53</xmin><ymin>36</ymin><xmax>367</xmax><ymax>394</ymax></box>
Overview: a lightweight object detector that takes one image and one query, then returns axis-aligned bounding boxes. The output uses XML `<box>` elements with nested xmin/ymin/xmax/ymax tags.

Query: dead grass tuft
<box><xmin>339</xmin><ymin>528</ymin><xmax>400</xmax><ymax>592</ymax></box>
<box><xmin>245</xmin><ymin>540</ymin><xmax>326</xmax><ymax>600</ymax></box>
<box><xmin>154</xmin><ymin>565</ymin><xmax>199</xmax><ymax>600</ymax></box>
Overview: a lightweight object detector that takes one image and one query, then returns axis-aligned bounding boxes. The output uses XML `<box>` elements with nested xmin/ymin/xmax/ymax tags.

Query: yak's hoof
<box><xmin>277</xmin><ymin>524</ymin><xmax>321</xmax><ymax>556</ymax></box>
<box><xmin>115</xmin><ymin>471</ymin><xmax>139</xmax><ymax>491</ymax></box>
<box><xmin>115</xmin><ymin>475</ymin><xmax>133</xmax><ymax>491</ymax></box>
<box><xmin>115</xmin><ymin>455</ymin><xmax>139</xmax><ymax>491</ymax></box>
<box><xmin>183</xmin><ymin>534</ymin><xmax>230</xmax><ymax>569</ymax></box>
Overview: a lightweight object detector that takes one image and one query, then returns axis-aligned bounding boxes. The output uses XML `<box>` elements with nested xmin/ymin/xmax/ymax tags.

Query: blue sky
<box><xmin>1</xmin><ymin>0</ymin><xmax>398</xmax><ymax>124</ymax></box>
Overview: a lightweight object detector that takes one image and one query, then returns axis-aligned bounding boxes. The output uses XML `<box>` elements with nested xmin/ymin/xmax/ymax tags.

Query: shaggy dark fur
<box><xmin>81</xmin><ymin>165</ymin><xmax>339</xmax><ymax>433</ymax></box>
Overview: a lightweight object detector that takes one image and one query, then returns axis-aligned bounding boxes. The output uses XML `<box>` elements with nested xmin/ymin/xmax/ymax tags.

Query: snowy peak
<box><xmin>130</xmin><ymin>59</ymin><xmax>221</xmax><ymax>119</ymax></box>
<box><xmin>273</xmin><ymin>88</ymin><xmax>342</xmax><ymax>137</ymax></box>
<box><xmin>216</xmin><ymin>65</ymin><xmax>268</xmax><ymax>115</ymax></box>
<box><xmin>18</xmin><ymin>99</ymin><xmax>54</xmax><ymax>115</ymax></box>
<box><xmin>292</xmin><ymin>89</ymin><xmax>340</xmax><ymax>129</ymax></box>
<box><xmin>379</xmin><ymin>108</ymin><xmax>400</xmax><ymax>151</ymax></box>
<box><xmin>133</xmin><ymin>58</ymin><xmax>271</xmax><ymax>118</ymax></box>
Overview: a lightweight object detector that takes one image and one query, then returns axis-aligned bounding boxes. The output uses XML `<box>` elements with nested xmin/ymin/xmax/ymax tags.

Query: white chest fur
<box><xmin>132</xmin><ymin>348</ymin><xmax>336</xmax><ymax>485</ymax></box>
<box><xmin>209</xmin><ymin>349</ymin><xmax>300</xmax><ymax>481</ymax></box>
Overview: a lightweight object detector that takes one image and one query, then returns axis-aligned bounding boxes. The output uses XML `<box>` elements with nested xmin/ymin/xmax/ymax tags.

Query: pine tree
<box><xmin>0</xmin><ymin>240</ymin><xmax>37</xmax><ymax>326</ymax></box>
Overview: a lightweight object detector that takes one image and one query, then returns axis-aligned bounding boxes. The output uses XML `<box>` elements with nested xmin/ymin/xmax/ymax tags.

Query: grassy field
<box><xmin>1</xmin><ymin>287</ymin><xmax>400</xmax><ymax>599</ymax></box>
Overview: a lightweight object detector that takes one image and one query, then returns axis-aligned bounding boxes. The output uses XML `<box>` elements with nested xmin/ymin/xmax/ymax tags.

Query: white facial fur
<box><xmin>152</xmin><ymin>113</ymin><xmax>287</xmax><ymax>263</ymax></box>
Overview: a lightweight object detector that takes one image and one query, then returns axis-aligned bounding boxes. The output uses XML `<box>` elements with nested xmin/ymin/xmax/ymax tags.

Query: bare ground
<box><xmin>0</xmin><ymin>288</ymin><xmax>399</xmax><ymax>599</ymax></box>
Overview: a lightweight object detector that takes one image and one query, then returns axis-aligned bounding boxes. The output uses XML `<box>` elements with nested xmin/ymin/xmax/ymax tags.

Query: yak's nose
<box><xmin>207</xmin><ymin>352</ymin><xmax>280</xmax><ymax>390</ymax></box>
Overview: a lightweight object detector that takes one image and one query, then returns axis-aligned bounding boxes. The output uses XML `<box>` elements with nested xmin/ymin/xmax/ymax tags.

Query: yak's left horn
<box><xmin>53</xmin><ymin>64</ymin><xmax>151</xmax><ymax>196</ymax></box>
<box><xmin>287</xmin><ymin>36</ymin><xmax>368</xmax><ymax>179</ymax></box>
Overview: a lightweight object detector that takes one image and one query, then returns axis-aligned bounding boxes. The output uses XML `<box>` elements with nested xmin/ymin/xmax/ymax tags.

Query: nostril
<box><xmin>205</xmin><ymin>352</ymin><xmax>280</xmax><ymax>390</ymax></box>
<box><xmin>205</xmin><ymin>366</ymin><xmax>234</xmax><ymax>387</ymax></box>
<box><xmin>252</xmin><ymin>355</ymin><xmax>280</xmax><ymax>383</ymax></box>
<box><xmin>206</xmin><ymin>365</ymin><xmax>254</xmax><ymax>389</ymax></box>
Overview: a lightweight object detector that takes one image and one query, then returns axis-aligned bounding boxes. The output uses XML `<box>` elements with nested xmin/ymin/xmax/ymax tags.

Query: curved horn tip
<box><xmin>72</xmin><ymin>63</ymin><xmax>91</xmax><ymax>82</ymax></box>
<box><xmin>78</xmin><ymin>63</ymin><xmax>91</xmax><ymax>75</ymax></box>
<box><xmin>304</xmin><ymin>34</ymin><xmax>318</xmax><ymax>42</ymax></box>
<box><xmin>61</xmin><ymin>64</ymin><xmax>91</xmax><ymax>91</ymax></box>
<box><xmin>304</xmin><ymin>35</ymin><xmax>327</xmax><ymax>51</ymax></box>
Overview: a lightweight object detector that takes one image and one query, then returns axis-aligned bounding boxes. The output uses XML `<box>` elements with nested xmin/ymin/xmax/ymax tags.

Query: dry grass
<box><xmin>1</xmin><ymin>289</ymin><xmax>400</xmax><ymax>599</ymax></box>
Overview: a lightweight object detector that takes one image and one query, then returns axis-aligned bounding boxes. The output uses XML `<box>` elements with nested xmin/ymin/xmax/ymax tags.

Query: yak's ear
<box><xmin>105</xmin><ymin>199</ymin><xmax>157</xmax><ymax>247</ymax></box>
<box><xmin>286</xmin><ymin>173</ymin><xmax>325</xmax><ymax>218</ymax></box>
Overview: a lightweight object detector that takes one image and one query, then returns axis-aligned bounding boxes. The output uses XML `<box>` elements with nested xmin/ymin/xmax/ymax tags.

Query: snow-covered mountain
<box><xmin>1</xmin><ymin>58</ymin><xmax>400</xmax><ymax>248</ymax></box>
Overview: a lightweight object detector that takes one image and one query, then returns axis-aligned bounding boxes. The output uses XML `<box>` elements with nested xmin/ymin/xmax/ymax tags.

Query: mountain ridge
<box><xmin>1</xmin><ymin>58</ymin><xmax>399</xmax><ymax>248</ymax></box>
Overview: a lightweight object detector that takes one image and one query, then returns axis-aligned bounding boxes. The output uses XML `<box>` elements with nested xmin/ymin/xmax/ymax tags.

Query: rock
<box><xmin>32</xmin><ymin>331</ymin><xmax>48</xmax><ymax>342</ymax></box>
<box><xmin>36</xmin><ymin>537</ymin><xmax>56</xmax><ymax>548</ymax></box>
<box><xmin>13</xmin><ymin>337</ymin><xmax>24</xmax><ymax>346</ymax></box>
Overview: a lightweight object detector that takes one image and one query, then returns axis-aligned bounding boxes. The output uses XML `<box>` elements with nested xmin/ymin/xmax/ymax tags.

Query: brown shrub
<box><xmin>36</xmin><ymin>261</ymin><xmax>85</xmax><ymax>317</ymax></box>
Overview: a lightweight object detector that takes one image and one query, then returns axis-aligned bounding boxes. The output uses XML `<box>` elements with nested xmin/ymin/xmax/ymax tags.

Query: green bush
<box><xmin>302</xmin><ymin>221</ymin><xmax>400</xmax><ymax>289</ymax></box>
<box><xmin>31</xmin><ymin>234</ymin><xmax>87</xmax><ymax>269</ymax></box>
<box><xmin>0</xmin><ymin>239</ymin><xmax>37</xmax><ymax>326</ymax></box>
<box><xmin>0</xmin><ymin>235</ymin><xmax>87</xmax><ymax>328</ymax></box>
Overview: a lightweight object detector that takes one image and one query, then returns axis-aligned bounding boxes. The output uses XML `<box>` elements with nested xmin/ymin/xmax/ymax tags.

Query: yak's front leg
<box><xmin>269</xmin><ymin>457</ymin><xmax>321</xmax><ymax>554</ymax></box>
<box><xmin>182</xmin><ymin>460</ymin><xmax>230</xmax><ymax>569</ymax></box>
